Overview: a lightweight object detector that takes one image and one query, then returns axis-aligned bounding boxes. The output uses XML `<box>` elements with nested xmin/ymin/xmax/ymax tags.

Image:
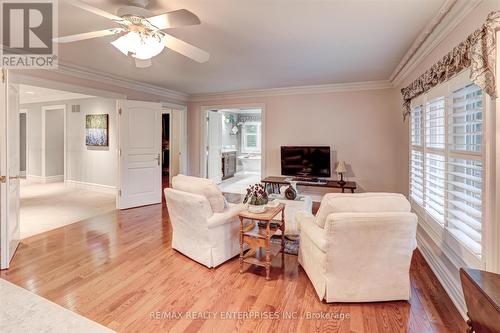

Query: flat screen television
<box><xmin>281</xmin><ymin>146</ymin><xmax>331</xmax><ymax>178</ymax></box>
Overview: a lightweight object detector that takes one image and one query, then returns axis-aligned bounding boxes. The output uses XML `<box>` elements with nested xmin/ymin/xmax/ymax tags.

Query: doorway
<box><xmin>17</xmin><ymin>85</ymin><xmax>117</xmax><ymax>239</ymax></box>
<box><xmin>202</xmin><ymin>107</ymin><xmax>264</xmax><ymax>194</ymax></box>
<box><xmin>160</xmin><ymin>108</ymin><xmax>186</xmax><ymax>195</ymax></box>
<box><xmin>162</xmin><ymin>113</ymin><xmax>170</xmax><ymax>193</ymax></box>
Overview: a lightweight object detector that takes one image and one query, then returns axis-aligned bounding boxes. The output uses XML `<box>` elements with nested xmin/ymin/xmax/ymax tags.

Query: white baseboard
<box><xmin>416</xmin><ymin>225</ymin><xmax>467</xmax><ymax>320</ymax></box>
<box><xmin>26</xmin><ymin>174</ymin><xmax>64</xmax><ymax>183</ymax></box>
<box><xmin>65</xmin><ymin>180</ymin><xmax>117</xmax><ymax>195</ymax></box>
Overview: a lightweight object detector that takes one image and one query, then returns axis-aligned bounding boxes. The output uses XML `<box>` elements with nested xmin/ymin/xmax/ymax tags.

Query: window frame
<box><xmin>241</xmin><ymin>121</ymin><xmax>261</xmax><ymax>153</ymax></box>
<box><xmin>408</xmin><ymin>70</ymin><xmax>489</xmax><ymax>268</ymax></box>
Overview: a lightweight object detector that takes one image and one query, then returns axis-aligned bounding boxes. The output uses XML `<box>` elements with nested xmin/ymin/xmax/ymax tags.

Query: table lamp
<box><xmin>335</xmin><ymin>161</ymin><xmax>347</xmax><ymax>186</ymax></box>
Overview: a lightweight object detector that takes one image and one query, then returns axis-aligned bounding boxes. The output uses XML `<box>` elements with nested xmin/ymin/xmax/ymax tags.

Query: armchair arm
<box><xmin>207</xmin><ymin>203</ymin><xmax>246</xmax><ymax>229</ymax></box>
<box><xmin>298</xmin><ymin>212</ymin><xmax>327</xmax><ymax>253</ymax></box>
<box><xmin>295</xmin><ymin>210</ymin><xmax>315</xmax><ymax>231</ymax></box>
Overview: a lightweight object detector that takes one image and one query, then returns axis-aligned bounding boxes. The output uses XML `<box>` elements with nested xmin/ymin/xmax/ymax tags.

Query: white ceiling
<box><xmin>56</xmin><ymin>0</ymin><xmax>446</xmax><ymax>94</ymax></box>
<box><xmin>19</xmin><ymin>85</ymin><xmax>94</xmax><ymax>104</ymax></box>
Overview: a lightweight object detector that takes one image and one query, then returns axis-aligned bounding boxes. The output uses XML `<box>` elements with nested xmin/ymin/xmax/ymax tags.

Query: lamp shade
<box><xmin>335</xmin><ymin>161</ymin><xmax>347</xmax><ymax>173</ymax></box>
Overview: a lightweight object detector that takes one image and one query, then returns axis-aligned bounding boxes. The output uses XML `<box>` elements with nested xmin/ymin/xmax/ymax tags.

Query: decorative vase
<box><xmin>285</xmin><ymin>185</ymin><xmax>297</xmax><ymax>200</ymax></box>
<box><xmin>248</xmin><ymin>204</ymin><xmax>266</xmax><ymax>214</ymax></box>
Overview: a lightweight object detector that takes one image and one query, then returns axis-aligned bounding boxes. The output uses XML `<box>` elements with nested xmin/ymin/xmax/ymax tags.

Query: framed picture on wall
<box><xmin>85</xmin><ymin>114</ymin><xmax>109</xmax><ymax>146</ymax></box>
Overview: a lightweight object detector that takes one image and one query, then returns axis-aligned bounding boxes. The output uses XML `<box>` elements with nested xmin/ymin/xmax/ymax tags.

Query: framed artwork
<box><xmin>85</xmin><ymin>114</ymin><xmax>109</xmax><ymax>146</ymax></box>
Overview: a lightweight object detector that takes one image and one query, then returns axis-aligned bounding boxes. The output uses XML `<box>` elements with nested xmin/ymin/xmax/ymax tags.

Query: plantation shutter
<box><xmin>446</xmin><ymin>83</ymin><xmax>484</xmax><ymax>255</ymax></box>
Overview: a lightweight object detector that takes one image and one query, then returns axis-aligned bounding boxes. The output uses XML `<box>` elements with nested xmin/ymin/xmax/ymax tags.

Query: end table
<box><xmin>238</xmin><ymin>204</ymin><xmax>285</xmax><ymax>280</ymax></box>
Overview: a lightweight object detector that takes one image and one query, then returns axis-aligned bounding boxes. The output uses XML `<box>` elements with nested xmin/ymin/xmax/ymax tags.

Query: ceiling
<box><xmin>57</xmin><ymin>0</ymin><xmax>447</xmax><ymax>94</ymax></box>
<box><xmin>19</xmin><ymin>85</ymin><xmax>94</xmax><ymax>104</ymax></box>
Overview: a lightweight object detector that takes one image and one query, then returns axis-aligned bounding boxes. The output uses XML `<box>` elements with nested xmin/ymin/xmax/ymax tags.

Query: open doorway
<box><xmin>203</xmin><ymin>107</ymin><xmax>263</xmax><ymax>194</ymax></box>
<box><xmin>162</xmin><ymin>112</ymin><xmax>170</xmax><ymax>193</ymax></box>
<box><xmin>18</xmin><ymin>84</ymin><xmax>117</xmax><ymax>239</ymax></box>
<box><xmin>160</xmin><ymin>108</ymin><xmax>186</xmax><ymax>195</ymax></box>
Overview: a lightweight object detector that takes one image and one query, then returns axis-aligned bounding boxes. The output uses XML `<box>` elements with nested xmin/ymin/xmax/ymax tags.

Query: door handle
<box><xmin>10</xmin><ymin>175</ymin><xmax>20</xmax><ymax>180</ymax></box>
<box><xmin>154</xmin><ymin>153</ymin><xmax>160</xmax><ymax>166</ymax></box>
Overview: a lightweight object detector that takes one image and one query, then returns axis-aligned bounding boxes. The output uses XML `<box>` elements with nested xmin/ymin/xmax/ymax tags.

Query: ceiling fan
<box><xmin>54</xmin><ymin>0</ymin><xmax>210</xmax><ymax>68</ymax></box>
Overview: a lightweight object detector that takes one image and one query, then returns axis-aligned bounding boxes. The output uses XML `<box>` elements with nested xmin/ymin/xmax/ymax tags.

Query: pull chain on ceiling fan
<box><xmin>55</xmin><ymin>0</ymin><xmax>210</xmax><ymax>68</ymax></box>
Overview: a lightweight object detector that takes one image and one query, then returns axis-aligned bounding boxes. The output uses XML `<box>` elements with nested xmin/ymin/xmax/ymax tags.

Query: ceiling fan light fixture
<box><xmin>111</xmin><ymin>31</ymin><xmax>141</xmax><ymax>56</ymax></box>
<box><xmin>134</xmin><ymin>34</ymin><xmax>164</xmax><ymax>60</ymax></box>
<box><xmin>111</xmin><ymin>31</ymin><xmax>164</xmax><ymax>60</ymax></box>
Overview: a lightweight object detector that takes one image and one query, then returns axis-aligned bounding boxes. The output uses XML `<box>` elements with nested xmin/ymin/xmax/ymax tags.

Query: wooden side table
<box><xmin>460</xmin><ymin>268</ymin><xmax>500</xmax><ymax>333</ymax></box>
<box><xmin>238</xmin><ymin>204</ymin><xmax>285</xmax><ymax>280</ymax></box>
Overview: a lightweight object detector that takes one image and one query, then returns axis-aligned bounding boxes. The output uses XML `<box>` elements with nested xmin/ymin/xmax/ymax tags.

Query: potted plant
<box><xmin>243</xmin><ymin>183</ymin><xmax>268</xmax><ymax>213</ymax></box>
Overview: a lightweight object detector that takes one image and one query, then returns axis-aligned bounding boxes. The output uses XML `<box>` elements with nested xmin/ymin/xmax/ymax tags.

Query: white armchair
<box><xmin>164</xmin><ymin>175</ymin><xmax>245</xmax><ymax>268</ymax></box>
<box><xmin>297</xmin><ymin>193</ymin><xmax>417</xmax><ymax>303</ymax></box>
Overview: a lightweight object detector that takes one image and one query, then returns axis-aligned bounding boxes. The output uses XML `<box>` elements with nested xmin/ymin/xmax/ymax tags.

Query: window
<box><xmin>409</xmin><ymin>78</ymin><xmax>485</xmax><ymax>258</ymax></box>
<box><xmin>241</xmin><ymin>122</ymin><xmax>261</xmax><ymax>153</ymax></box>
<box><xmin>410</xmin><ymin>106</ymin><xmax>423</xmax><ymax>205</ymax></box>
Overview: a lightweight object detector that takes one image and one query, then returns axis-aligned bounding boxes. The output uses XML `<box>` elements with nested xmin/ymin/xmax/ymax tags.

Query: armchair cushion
<box><xmin>172</xmin><ymin>174</ymin><xmax>225</xmax><ymax>213</ymax></box>
<box><xmin>314</xmin><ymin>192</ymin><xmax>411</xmax><ymax>228</ymax></box>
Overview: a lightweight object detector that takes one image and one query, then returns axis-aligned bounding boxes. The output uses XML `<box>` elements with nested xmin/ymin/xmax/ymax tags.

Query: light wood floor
<box><xmin>1</xmin><ymin>201</ymin><xmax>466</xmax><ymax>333</ymax></box>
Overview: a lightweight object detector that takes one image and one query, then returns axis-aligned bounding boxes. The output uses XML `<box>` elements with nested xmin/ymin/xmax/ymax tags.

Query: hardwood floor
<box><xmin>1</xmin><ymin>201</ymin><xmax>466</xmax><ymax>333</ymax></box>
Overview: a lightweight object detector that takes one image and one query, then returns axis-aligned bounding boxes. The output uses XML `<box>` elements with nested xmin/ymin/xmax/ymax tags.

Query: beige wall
<box><xmin>188</xmin><ymin>87</ymin><xmax>408</xmax><ymax>194</ymax></box>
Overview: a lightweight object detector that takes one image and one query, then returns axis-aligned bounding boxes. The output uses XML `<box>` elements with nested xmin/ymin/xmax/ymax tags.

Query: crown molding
<box><xmin>55</xmin><ymin>62</ymin><xmax>189</xmax><ymax>103</ymax></box>
<box><xmin>189</xmin><ymin>80</ymin><xmax>394</xmax><ymax>102</ymax></box>
<box><xmin>20</xmin><ymin>92</ymin><xmax>93</xmax><ymax>105</ymax></box>
<box><xmin>390</xmin><ymin>0</ymin><xmax>483</xmax><ymax>87</ymax></box>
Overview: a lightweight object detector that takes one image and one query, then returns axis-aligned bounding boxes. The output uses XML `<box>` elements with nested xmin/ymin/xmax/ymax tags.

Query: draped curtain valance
<box><xmin>401</xmin><ymin>10</ymin><xmax>500</xmax><ymax>120</ymax></box>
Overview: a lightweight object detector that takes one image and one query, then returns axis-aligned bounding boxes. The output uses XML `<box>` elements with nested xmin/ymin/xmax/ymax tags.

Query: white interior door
<box><xmin>118</xmin><ymin>100</ymin><xmax>162</xmax><ymax>209</ymax></box>
<box><xmin>207</xmin><ymin>111</ymin><xmax>222</xmax><ymax>184</ymax></box>
<box><xmin>0</xmin><ymin>71</ymin><xmax>21</xmax><ymax>269</ymax></box>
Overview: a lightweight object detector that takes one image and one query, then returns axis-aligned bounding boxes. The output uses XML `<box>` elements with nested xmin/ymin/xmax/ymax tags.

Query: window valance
<box><xmin>401</xmin><ymin>10</ymin><xmax>500</xmax><ymax>120</ymax></box>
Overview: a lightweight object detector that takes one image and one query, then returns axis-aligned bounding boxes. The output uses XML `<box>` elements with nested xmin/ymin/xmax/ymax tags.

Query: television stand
<box><xmin>293</xmin><ymin>176</ymin><xmax>318</xmax><ymax>182</ymax></box>
<box><xmin>261</xmin><ymin>176</ymin><xmax>356</xmax><ymax>194</ymax></box>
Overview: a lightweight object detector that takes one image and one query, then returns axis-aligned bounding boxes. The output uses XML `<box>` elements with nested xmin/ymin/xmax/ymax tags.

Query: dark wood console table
<box><xmin>460</xmin><ymin>268</ymin><xmax>500</xmax><ymax>333</ymax></box>
<box><xmin>261</xmin><ymin>176</ymin><xmax>356</xmax><ymax>194</ymax></box>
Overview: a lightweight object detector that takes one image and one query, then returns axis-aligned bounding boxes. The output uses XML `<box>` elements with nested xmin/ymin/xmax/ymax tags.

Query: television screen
<box><xmin>281</xmin><ymin>146</ymin><xmax>331</xmax><ymax>178</ymax></box>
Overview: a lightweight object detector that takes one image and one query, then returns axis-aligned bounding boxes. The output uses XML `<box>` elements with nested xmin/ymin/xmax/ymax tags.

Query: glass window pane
<box><xmin>245</xmin><ymin>124</ymin><xmax>257</xmax><ymax>134</ymax></box>
<box><xmin>447</xmin><ymin>158</ymin><xmax>482</xmax><ymax>255</ymax></box>
<box><xmin>410</xmin><ymin>150</ymin><xmax>424</xmax><ymax>205</ymax></box>
<box><xmin>411</xmin><ymin>105</ymin><xmax>422</xmax><ymax>146</ymax></box>
<box><xmin>425</xmin><ymin>153</ymin><xmax>445</xmax><ymax>224</ymax></box>
<box><xmin>246</xmin><ymin>134</ymin><xmax>257</xmax><ymax>147</ymax></box>
<box><xmin>425</xmin><ymin>97</ymin><xmax>445</xmax><ymax>149</ymax></box>
<box><xmin>449</xmin><ymin>84</ymin><xmax>483</xmax><ymax>153</ymax></box>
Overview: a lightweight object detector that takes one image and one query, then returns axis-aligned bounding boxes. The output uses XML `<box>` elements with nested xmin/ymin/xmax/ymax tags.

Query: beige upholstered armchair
<box><xmin>297</xmin><ymin>193</ymin><xmax>418</xmax><ymax>303</ymax></box>
<box><xmin>164</xmin><ymin>174</ymin><xmax>245</xmax><ymax>268</ymax></box>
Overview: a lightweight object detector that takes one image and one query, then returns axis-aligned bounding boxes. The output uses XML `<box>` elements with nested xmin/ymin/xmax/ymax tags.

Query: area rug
<box><xmin>0</xmin><ymin>279</ymin><xmax>114</xmax><ymax>333</ymax></box>
<box><xmin>270</xmin><ymin>235</ymin><xmax>300</xmax><ymax>255</ymax></box>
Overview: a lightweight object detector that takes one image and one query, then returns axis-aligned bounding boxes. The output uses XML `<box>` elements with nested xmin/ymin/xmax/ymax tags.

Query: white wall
<box><xmin>188</xmin><ymin>87</ymin><xmax>407</xmax><ymax>194</ymax></box>
<box><xmin>25</xmin><ymin>107</ymin><xmax>42</xmax><ymax>177</ymax></box>
<box><xmin>44</xmin><ymin>108</ymin><xmax>64</xmax><ymax>177</ymax></box>
<box><xmin>20</xmin><ymin>97</ymin><xmax>117</xmax><ymax>187</ymax></box>
<box><xmin>66</xmin><ymin>98</ymin><xmax>117</xmax><ymax>187</ymax></box>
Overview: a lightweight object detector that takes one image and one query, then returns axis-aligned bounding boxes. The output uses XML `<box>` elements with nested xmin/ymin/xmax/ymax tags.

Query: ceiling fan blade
<box><xmin>53</xmin><ymin>28</ymin><xmax>122</xmax><ymax>43</ymax></box>
<box><xmin>147</xmin><ymin>9</ymin><xmax>201</xmax><ymax>30</ymax></box>
<box><xmin>135</xmin><ymin>58</ymin><xmax>152</xmax><ymax>68</ymax></box>
<box><xmin>65</xmin><ymin>0</ymin><xmax>124</xmax><ymax>22</ymax></box>
<box><xmin>162</xmin><ymin>33</ymin><xmax>209</xmax><ymax>63</ymax></box>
